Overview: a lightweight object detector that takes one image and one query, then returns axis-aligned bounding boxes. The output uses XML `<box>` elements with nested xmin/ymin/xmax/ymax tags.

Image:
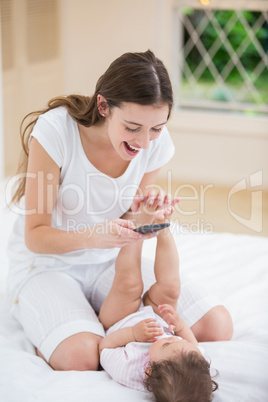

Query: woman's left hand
<box><xmin>130</xmin><ymin>190</ymin><xmax>180</xmax><ymax>224</ymax></box>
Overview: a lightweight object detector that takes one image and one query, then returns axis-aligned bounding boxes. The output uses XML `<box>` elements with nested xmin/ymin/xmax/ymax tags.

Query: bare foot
<box><xmin>135</xmin><ymin>190</ymin><xmax>179</xmax><ymax>228</ymax></box>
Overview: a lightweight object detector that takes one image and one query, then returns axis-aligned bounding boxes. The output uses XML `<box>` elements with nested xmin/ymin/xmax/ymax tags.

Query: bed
<box><xmin>0</xmin><ymin>179</ymin><xmax>268</xmax><ymax>402</ymax></box>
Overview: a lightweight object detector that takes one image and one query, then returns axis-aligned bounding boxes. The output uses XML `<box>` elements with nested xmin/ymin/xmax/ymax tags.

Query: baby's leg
<box><xmin>98</xmin><ymin>242</ymin><xmax>144</xmax><ymax>329</ymax></box>
<box><xmin>132</xmin><ymin>191</ymin><xmax>181</xmax><ymax>314</ymax></box>
<box><xmin>143</xmin><ymin>224</ymin><xmax>180</xmax><ymax>314</ymax></box>
<box><xmin>142</xmin><ymin>195</ymin><xmax>181</xmax><ymax>313</ymax></box>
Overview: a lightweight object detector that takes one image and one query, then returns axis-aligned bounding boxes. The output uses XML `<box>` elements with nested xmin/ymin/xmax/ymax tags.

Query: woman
<box><xmin>7</xmin><ymin>50</ymin><xmax>233</xmax><ymax>372</ymax></box>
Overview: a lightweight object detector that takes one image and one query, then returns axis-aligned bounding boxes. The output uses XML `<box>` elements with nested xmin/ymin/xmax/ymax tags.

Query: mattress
<box><xmin>0</xmin><ymin>182</ymin><xmax>268</xmax><ymax>402</ymax></box>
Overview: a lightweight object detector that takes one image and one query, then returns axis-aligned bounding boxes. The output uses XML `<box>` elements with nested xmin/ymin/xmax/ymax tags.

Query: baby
<box><xmin>98</xmin><ymin>193</ymin><xmax>218</xmax><ymax>401</ymax></box>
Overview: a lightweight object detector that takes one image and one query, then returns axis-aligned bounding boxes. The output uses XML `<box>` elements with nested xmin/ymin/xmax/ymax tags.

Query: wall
<box><xmin>165</xmin><ymin>111</ymin><xmax>268</xmax><ymax>188</ymax></box>
<box><xmin>1</xmin><ymin>0</ymin><xmax>267</xmax><ymax>187</ymax></box>
<box><xmin>59</xmin><ymin>0</ymin><xmax>268</xmax><ymax>188</ymax></box>
<box><xmin>59</xmin><ymin>0</ymin><xmax>161</xmax><ymax>94</ymax></box>
<box><xmin>1</xmin><ymin>0</ymin><xmax>63</xmax><ymax>176</ymax></box>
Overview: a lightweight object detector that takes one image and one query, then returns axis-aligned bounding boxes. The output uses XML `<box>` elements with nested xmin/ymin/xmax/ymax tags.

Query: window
<box><xmin>174</xmin><ymin>0</ymin><xmax>268</xmax><ymax>115</ymax></box>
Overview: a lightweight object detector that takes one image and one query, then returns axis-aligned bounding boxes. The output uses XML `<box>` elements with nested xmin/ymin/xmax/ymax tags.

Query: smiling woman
<box><xmin>6</xmin><ymin>50</ymin><xmax>179</xmax><ymax>372</ymax></box>
<box><xmin>6</xmin><ymin>49</ymin><xmax>231</xmax><ymax>381</ymax></box>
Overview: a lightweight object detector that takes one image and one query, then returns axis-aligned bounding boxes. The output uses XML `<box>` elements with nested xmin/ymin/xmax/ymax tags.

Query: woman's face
<box><xmin>105</xmin><ymin>102</ymin><xmax>169</xmax><ymax>161</ymax></box>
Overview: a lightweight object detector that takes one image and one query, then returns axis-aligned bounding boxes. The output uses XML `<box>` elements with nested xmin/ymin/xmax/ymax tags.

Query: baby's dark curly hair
<box><xmin>144</xmin><ymin>350</ymin><xmax>218</xmax><ymax>402</ymax></box>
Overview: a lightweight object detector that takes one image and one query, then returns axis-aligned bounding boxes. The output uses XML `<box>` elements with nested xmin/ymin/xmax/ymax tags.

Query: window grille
<box><xmin>175</xmin><ymin>0</ymin><xmax>268</xmax><ymax>115</ymax></box>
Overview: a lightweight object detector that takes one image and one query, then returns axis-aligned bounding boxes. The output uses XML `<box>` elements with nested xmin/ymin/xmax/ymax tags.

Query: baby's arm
<box><xmin>158</xmin><ymin>304</ymin><xmax>198</xmax><ymax>345</ymax></box>
<box><xmin>99</xmin><ymin>319</ymin><xmax>164</xmax><ymax>354</ymax></box>
<box><xmin>99</xmin><ymin>327</ymin><xmax>134</xmax><ymax>354</ymax></box>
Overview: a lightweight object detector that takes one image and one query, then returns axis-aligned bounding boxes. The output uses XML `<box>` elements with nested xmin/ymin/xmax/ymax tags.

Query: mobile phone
<box><xmin>133</xmin><ymin>223</ymin><xmax>170</xmax><ymax>234</ymax></box>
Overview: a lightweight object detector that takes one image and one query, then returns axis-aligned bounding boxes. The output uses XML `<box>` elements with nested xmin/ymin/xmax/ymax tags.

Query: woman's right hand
<box><xmin>86</xmin><ymin>218</ymin><xmax>155</xmax><ymax>249</ymax></box>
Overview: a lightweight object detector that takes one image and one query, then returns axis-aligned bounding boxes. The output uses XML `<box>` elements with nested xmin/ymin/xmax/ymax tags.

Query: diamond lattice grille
<box><xmin>177</xmin><ymin>8</ymin><xmax>268</xmax><ymax>114</ymax></box>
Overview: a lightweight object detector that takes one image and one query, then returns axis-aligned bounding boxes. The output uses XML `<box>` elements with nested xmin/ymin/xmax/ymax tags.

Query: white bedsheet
<box><xmin>0</xmin><ymin>185</ymin><xmax>268</xmax><ymax>402</ymax></box>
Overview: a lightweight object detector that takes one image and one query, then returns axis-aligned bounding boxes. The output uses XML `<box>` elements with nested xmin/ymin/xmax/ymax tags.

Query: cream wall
<box><xmin>1</xmin><ymin>0</ymin><xmax>63</xmax><ymax>177</ymax></box>
<box><xmin>59</xmin><ymin>0</ymin><xmax>268</xmax><ymax>188</ymax></box>
<box><xmin>1</xmin><ymin>0</ymin><xmax>268</xmax><ymax>187</ymax></box>
<box><xmin>165</xmin><ymin>111</ymin><xmax>268</xmax><ymax>188</ymax></box>
<box><xmin>59</xmin><ymin>0</ymin><xmax>165</xmax><ymax>94</ymax></box>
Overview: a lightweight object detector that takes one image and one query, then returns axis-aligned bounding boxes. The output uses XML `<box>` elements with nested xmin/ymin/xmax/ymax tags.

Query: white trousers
<box><xmin>13</xmin><ymin>257</ymin><xmax>220</xmax><ymax>361</ymax></box>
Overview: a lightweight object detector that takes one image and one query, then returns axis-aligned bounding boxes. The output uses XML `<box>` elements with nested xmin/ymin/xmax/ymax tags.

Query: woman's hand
<box><xmin>131</xmin><ymin>190</ymin><xmax>180</xmax><ymax>226</ymax></box>
<box><xmin>132</xmin><ymin>319</ymin><xmax>164</xmax><ymax>342</ymax></box>
<box><xmin>86</xmin><ymin>218</ymin><xmax>155</xmax><ymax>249</ymax></box>
<box><xmin>149</xmin><ymin>190</ymin><xmax>180</xmax><ymax>222</ymax></box>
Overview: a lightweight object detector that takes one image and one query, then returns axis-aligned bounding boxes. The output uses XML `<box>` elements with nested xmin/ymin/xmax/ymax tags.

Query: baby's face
<box><xmin>149</xmin><ymin>336</ymin><xmax>202</xmax><ymax>362</ymax></box>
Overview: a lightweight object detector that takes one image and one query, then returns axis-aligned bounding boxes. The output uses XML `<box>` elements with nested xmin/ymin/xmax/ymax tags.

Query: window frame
<box><xmin>170</xmin><ymin>0</ymin><xmax>268</xmax><ymax>139</ymax></box>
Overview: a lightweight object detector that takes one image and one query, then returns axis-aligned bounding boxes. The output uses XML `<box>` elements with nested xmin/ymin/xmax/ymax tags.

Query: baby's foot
<box><xmin>135</xmin><ymin>190</ymin><xmax>179</xmax><ymax>227</ymax></box>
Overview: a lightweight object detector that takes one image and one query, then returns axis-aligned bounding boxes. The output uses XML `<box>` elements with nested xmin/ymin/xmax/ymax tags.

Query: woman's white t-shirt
<box><xmin>7</xmin><ymin>107</ymin><xmax>175</xmax><ymax>300</ymax></box>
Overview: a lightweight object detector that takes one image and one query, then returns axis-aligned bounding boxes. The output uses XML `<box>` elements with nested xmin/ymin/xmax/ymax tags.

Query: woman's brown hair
<box><xmin>11</xmin><ymin>49</ymin><xmax>173</xmax><ymax>204</ymax></box>
<box><xmin>144</xmin><ymin>351</ymin><xmax>218</xmax><ymax>402</ymax></box>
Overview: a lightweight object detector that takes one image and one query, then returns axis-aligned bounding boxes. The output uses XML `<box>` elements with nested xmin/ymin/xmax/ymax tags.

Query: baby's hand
<box><xmin>132</xmin><ymin>319</ymin><xmax>164</xmax><ymax>342</ymax></box>
<box><xmin>158</xmin><ymin>304</ymin><xmax>182</xmax><ymax>333</ymax></box>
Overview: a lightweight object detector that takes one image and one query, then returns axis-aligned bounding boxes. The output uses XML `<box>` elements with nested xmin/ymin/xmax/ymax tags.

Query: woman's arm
<box><xmin>24</xmin><ymin>138</ymin><xmax>146</xmax><ymax>254</ymax></box>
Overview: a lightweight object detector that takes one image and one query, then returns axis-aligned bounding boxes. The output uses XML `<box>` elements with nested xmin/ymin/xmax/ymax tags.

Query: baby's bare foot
<box><xmin>135</xmin><ymin>190</ymin><xmax>179</xmax><ymax>227</ymax></box>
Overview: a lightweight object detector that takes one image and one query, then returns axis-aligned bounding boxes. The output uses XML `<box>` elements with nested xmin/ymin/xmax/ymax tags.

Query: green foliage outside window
<box><xmin>182</xmin><ymin>9</ymin><xmax>268</xmax><ymax>107</ymax></box>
